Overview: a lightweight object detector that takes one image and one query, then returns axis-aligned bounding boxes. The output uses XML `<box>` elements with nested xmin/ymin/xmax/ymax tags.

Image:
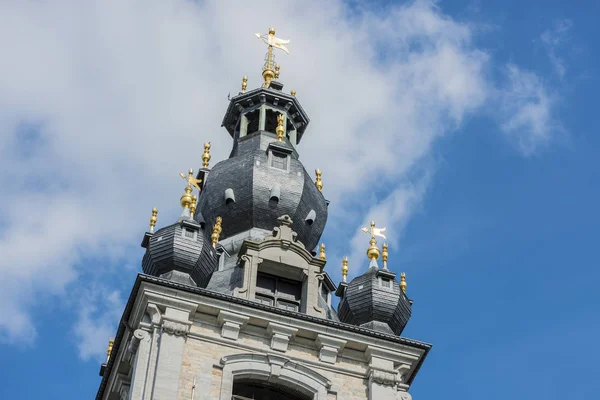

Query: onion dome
<box><xmin>141</xmin><ymin>174</ymin><xmax>218</xmax><ymax>286</ymax></box>
<box><xmin>196</xmin><ymin>75</ymin><xmax>327</xmax><ymax>252</ymax></box>
<box><xmin>337</xmin><ymin>222</ymin><xmax>412</xmax><ymax>335</ymax></box>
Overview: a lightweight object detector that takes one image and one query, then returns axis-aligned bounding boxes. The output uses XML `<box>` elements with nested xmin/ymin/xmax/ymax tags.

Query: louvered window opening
<box><xmin>255</xmin><ymin>272</ymin><xmax>301</xmax><ymax>312</ymax></box>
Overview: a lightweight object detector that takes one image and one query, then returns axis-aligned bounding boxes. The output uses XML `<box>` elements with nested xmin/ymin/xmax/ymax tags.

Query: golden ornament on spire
<box><xmin>179</xmin><ymin>169</ymin><xmax>201</xmax><ymax>210</ymax></box>
<box><xmin>149</xmin><ymin>208</ymin><xmax>158</xmax><ymax>233</ymax></box>
<box><xmin>241</xmin><ymin>76</ymin><xmax>248</xmax><ymax>93</ymax></box>
<box><xmin>290</xmin><ymin>90</ymin><xmax>296</xmax><ymax>96</ymax></box>
<box><xmin>400</xmin><ymin>272</ymin><xmax>407</xmax><ymax>293</ymax></box>
<box><xmin>211</xmin><ymin>216</ymin><xmax>222</xmax><ymax>248</ymax></box>
<box><xmin>106</xmin><ymin>338</ymin><xmax>114</xmax><ymax>363</ymax></box>
<box><xmin>318</xmin><ymin>243</ymin><xmax>326</xmax><ymax>260</ymax></box>
<box><xmin>361</xmin><ymin>221</ymin><xmax>387</xmax><ymax>261</ymax></box>
<box><xmin>315</xmin><ymin>169</ymin><xmax>323</xmax><ymax>191</ymax></box>
<box><xmin>254</xmin><ymin>28</ymin><xmax>290</xmax><ymax>88</ymax></box>
<box><xmin>342</xmin><ymin>257</ymin><xmax>349</xmax><ymax>282</ymax></box>
<box><xmin>276</xmin><ymin>113</ymin><xmax>285</xmax><ymax>141</ymax></box>
<box><xmin>202</xmin><ymin>142</ymin><xmax>211</xmax><ymax>168</ymax></box>
<box><xmin>382</xmin><ymin>243</ymin><xmax>389</xmax><ymax>269</ymax></box>
<box><xmin>190</xmin><ymin>195</ymin><xmax>197</xmax><ymax>218</ymax></box>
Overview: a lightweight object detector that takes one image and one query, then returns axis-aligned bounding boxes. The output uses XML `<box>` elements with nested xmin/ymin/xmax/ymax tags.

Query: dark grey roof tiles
<box><xmin>142</xmin><ymin>219</ymin><xmax>218</xmax><ymax>287</ymax></box>
<box><xmin>337</xmin><ymin>265</ymin><xmax>412</xmax><ymax>335</ymax></box>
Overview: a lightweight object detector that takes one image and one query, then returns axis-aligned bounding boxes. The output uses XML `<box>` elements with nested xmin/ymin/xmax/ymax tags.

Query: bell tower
<box><xmin>96</xmin><ymin>28</ymin><xmax>431</xmax><ymax>400</ymax></box>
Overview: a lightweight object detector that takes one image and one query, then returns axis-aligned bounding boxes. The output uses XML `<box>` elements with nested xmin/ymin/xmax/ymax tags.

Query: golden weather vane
<box><xmin>254</xmin><ymin>28</ymin><xmax>290</xmax><ymax>87</ymax></box>
<box><xmin>361</xmin><ymin>221</ymin><xmax>387</xmax><ymax>261</ymax></box>
<box><xmin>179</xmin><ymin>169</ymin><xmax>202</xmax><ymax>192</ymax></box>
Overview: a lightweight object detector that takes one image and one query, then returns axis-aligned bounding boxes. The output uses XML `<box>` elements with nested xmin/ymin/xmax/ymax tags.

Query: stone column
<box><xmin>366</xmin><ymin>346</ymin><xmax>400</xmax><ymax>400</ymax></box>
<box><xmin>128</xmin><ymin>329</ymin><xmax>151</xmax><ymax>400</ymax></box>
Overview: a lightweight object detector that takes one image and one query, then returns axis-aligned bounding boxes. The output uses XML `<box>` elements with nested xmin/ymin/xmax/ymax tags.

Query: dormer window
<box><xmin>381</xmin><ymin>278</ymin><xmax>391</xmax><ymax>288</ymax></box>
<box><xmin>255</xmin><ymin>272</ymin><xmax>301</xmax><ymax>312</ymax></box>
<box><xmin>270</xmin><ymin>151</ymin><xmax>288</xmax><ymax>170</ymax></box>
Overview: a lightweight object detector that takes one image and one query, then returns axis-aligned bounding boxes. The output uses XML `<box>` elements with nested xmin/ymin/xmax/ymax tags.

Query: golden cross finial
<box><xmin>202</xmin><ymin>142</ymin><xmax>211</xmax><ymax>168</ymax></box>
<box><xmin>179</xmin><ymin>169</ymin><xmax>201</xmax><ymax>210</ymax></box>
<box><xmin>149</xmin><ymin>208</ymin><xmax>158</xmax><ymax>233</ymax></box>
<box><xmin>342</xmin><ymin>257</ymin><xmax>349</xmax><ymax>282</ymax></box>
<box><xmin>315</xmin><ymin>169</ymin><xmax>323</xmax><ymax>191</ymax></box>
<box><xmin>400</xmin><ymin>272</ymin><xmax>407</xmax><ymax>293</ymax></box>
<box><xmin>382</xmin><ymin>243</ymin><xmax>389</xmax><ymax>269</ymax></box>
<box><xmin>106</xmin><ymin>338</ymin><xmax>114</xmax><ymax>363</ymax></box>
<box><xmin>211</xmin><ymin>216</ymin><xmax>222</xmax><ymax>248</ymax></box>
<box><xmin>276</xmin><ymin>113</ymin><xmax>285</xmax><ymax>141</ymax></box>
<box><xmin>254</xmin><ymin>28</ymin><xmax>290</xmax><ymax>87</ymax></box>
<box><xmin>241</xmin><ymin>76</ymin><xmax>248</xmax><ymax>93</ymax></box>
<box><xmin>318</xmin><ymin>243</ymin><xmax>326</xmax><ymax>260</ymax></box>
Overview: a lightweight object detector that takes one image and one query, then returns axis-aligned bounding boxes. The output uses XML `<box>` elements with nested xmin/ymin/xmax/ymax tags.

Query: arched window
<box><xmin>232</xmin><ymin>379</ymin><xmax>310</xmax><ymax>400</ymax></box>
<box><xmin>218</xmin><ymin>354</ymin><xmax>331</xmax><ymax>400</ymax></box>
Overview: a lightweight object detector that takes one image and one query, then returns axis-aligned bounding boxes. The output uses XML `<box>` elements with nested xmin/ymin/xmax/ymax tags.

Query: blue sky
<box><xmin>0</xmin><ymin>0</ymin><xmax>599</xmax><ymax>399</ymax></box>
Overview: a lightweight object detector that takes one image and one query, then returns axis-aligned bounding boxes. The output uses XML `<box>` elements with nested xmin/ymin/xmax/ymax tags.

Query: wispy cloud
<box><xmin>541</xmin><ymin>19</ymin><xmax>572</xmax><ymax>79</ymax></box>
<box><xmin>499</xmin><ymin>64</ymin><xmax>559</xmax><ymax>155</ymax></box>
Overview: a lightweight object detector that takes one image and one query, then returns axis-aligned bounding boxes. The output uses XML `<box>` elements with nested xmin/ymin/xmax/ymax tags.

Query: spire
<box><xmin>276</xmin><ymin>113</ymin><xmax>285</xmax><ymax>141</ymax></box>
<box><xmin>211</xmin><ymin>216</ymin><xmax>222</xmax><ymax>248</ymax></box>
<box><xmin>315</xmin><ymin>169</ymin><xmax>323</xmax><ymax>191</ymax></box>
<box><xmin>190</xmin><ymin>195</ymin><xmax>197</xmax><ymax>218</ymax></box>
<box><xmin>202</xmin><ymin>142</ymin><xmax>211</xmax><ymax>168</ymax></box>
<box><xmin>318</xmin><ymin>243</ymin><xmax>326</xmax><ymax>260</ymax></box>
<box><xmin>254</xmin><ymin>28</ymin><xmax>290</xmax><ymax>88</ymax></box>
<box><xmin>400</xmin><ymin>272</ymin><xmax>407</xmax><ymax>293</ymax></box>
<box><xmin>149</xmin><ymin>208</ymin><xmax>158</xmax><ymax>233</ymax></box>
<box><xmin>342</xmin><ymin>257</ymin><xmax>348</xmax><ymax>282</ymax></box>
<box><xmin>381</xmin><ymin>243</ymin><xmax>389</xmax><ymax>269</ymax></box>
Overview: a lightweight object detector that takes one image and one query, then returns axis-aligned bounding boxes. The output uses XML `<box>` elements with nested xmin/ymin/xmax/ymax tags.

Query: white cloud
<box><xmin>0</xmin><ymin>0</ymin><xmax>561</xmax><ymax>347</ymax></box>
<box><xmin>499</xmin><ymin>64</ymin><xmax>558</xmax><ymax>155</ymax></box>
<box><xmin>541</xmin><ymin>19</ymin><xmax>572</xmax><ymax>79</ymax></box>
<box><xmin>72</xmin><ymin>287</ymin><xmax>124</xmax><ymax>360</ymax></box>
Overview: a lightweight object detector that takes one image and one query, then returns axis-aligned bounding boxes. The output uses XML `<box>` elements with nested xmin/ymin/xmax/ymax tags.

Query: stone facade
<box><xmin>97</xmin><ymin>276</ymin><xmax>429</xmax><ymax>400</ymax></box>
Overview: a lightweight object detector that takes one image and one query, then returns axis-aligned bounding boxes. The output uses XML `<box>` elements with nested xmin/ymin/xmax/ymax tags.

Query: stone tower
<box><xmin>96</xmin><ymin>29</ymin><xmax>431</xmax><ymax>400</ymax></box>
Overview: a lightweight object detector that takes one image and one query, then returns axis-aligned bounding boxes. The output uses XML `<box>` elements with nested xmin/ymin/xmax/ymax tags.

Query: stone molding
<box><xmin>161</xmin><ymin>319</ymin><xmax>191</xmax><ymax>336</ymax></box>
<box><xmin>315</xmin><ymin>334</ymin><xmax>347</xmax><ymax>364</ymax></box>
<box><xmin>217</xmin><ymin>310</ymin><xmax>249</xmax><ymax>340</ymax></box>
<box><xmin>218</xmin><ymin>353</ymin><xmax>331</xmax><ymax>400</ymax></box>
<box><xmin>266</xmin><ymin>322</ymin><xmax>298</xmax><ymax>352</ymax></box>
<box><xmin>368</xmin><ymin>366</ymin><xmax>399</xmax><ymax>387</ymax></box>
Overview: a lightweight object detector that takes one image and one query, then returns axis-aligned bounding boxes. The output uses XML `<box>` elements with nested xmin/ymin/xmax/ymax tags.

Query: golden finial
<box><xmin>315</xmin><ymin>169</ymin><xmax>323</xmax><ymax>191</ymax></box>
<box><xmin>318</xmin><ymin>243</ymin><xmax>326</xmax><ymax>260</ymax></box>
<box><xmin>254</xmin><ymin>28</ymin><xmax>290</xmax><ymax>88</ymax></box>
<box><xmin>149</xmin><ymin>208</ymin><xmax>158</xmax><ymax>233</ymax></box>
<box><xmin>290</xmin><ymin>90</ymin><xmax>296</xmax><ymax>96</ymax></box>
<box><xmin>179</xmin><ymin>169</ymin><xmax>200</xmax><ymax>210</ymax></box>
<box><xmin>382</xmin><ymin>243</ymin><xmax>389</xmax><ymax>269</ymax></box>
<box><xmin>276</xmin><ymin>113</ymin><xmax>285</xmax><ymax>141</ymax></box>
<box><xmin>275</xmin><ymin>65</ymin><xmax>280</xmax><ymax>79</ymax></box>
<box><xmin>361</xmin><ymin>221</ymin><xmax>387</xmax><ymax>261</ymax></box>
<box><xmin>106</xmin><ymin>338</ymin><xmax>114</xmax><ymax>363</ymax></box>
<box><xmin>241</xmin><ymin>76</ymin><xmax>248</xmax><ymax>93</ymax></box>
<box><xmin>202</xmin><ymin>142</ymin><xmax>211</xmax><ymax>168</ymax></box>
<box><xmin>400</xmin><ymin>272</ymin><xmax>407</xmax><ymax>293</ymax></box>
<box><xmin>342</xmin><ymin>257</ymin><xmax>349</xmax><ymax>282</ymax></box>
<box><xmin>190</xmin><ymin>195</ymin><xmax>197</xmax><ymax>218</ymax></box>
<box><xmin>211</xmin><ymin>216</ymin><xmax>222</xmax><ymax>248</ymax></box>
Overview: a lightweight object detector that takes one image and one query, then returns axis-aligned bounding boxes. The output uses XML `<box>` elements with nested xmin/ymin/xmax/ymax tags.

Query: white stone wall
<box><xmin>101</xmin><ymin>282</ymin><xmax>423</xmax><ymax>400</ymax></box>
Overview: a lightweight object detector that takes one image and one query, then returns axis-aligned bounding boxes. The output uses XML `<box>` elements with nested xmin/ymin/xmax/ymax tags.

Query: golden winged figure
<box><xmin>179</xmin><ymin>169</ymin><xmax>202</xmax><ymax>192</ymax></box>
<box><xmin>361</xmin><ymin>221</ymin><xmax>387</xmax><ymax>240</ymax></box>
